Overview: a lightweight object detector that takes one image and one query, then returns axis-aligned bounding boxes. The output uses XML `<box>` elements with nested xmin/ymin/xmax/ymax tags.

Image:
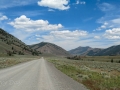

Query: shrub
<box><xmin>7</xmin><ymin>51</ymin><xmax>13</xmax><ymax>56</ymax></box>
<box><xmin>111</xmin><ymin>59</ymin><xmax>113</xmax><ymax>63</ymax></box>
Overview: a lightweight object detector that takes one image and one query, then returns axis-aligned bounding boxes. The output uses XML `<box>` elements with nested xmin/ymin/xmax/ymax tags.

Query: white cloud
<box><xmin>9</xmin><ymin>15</ymin><xmax>63</xmax><ymax>32</ymax></box>
<box><xmin>76</xmin><ymin>0</ymin><xmax>79</xmax><ymax>4</ymax></box>
<box><xmin>0</xmin><ymin>15</ymin><xmax>8</xmax><ymax>21</ymax></box>
<box><xmin>35</xmin><ymin>34</ymin><xmax>41</xmax><ymax>37</ymax></box>
<box><xmin>76</xmin><ymin>0</ymin><xmax>86</xmax><ymax>5</ymax></box>
<box><xmin>97</xmin><ymin>17</ymin><xmax>120</xmax><ymax>31</ymax></box>
<box><xmin>106</xmin><ymin>36</ymin><xmax>120</xmax><ymax>39</ymax></box>
<box><xmin>104</xmin><ymin>28</ymin><xmax>120</xmax><ymax>39</ymax></box>
<box><xmin>38</xmin><ymin>0</ymin><xmax>70</xmax><ymax>10</ymax></box>
<box><xmin>96</xmin><ymin>22</ymin><xmax>108</xmax><ymax>31</ymax></box>
<box><xmin>35</xmin><ymin>31</ymin><xmax>112</xmax><ymax>50</ymax></box>
<box><xmin>112</xmin><ymin>18</ymin><xmax>120</xmax><ymax>24</ymax></box>
<box><xmin>98</xmin><ymin>3</ymin><xmax>115</xmax><ymax>12</ymax></box>
<box><xmin>94</xmin><ymin>36</ymin><xmax>101</xmax><ymax>39</ymax></box>
<box><xmin>97</xmin><ymin>3</ymin><xmax>120</xmax><ymax>31</ymax></box>
<box><xmin>50</xmin><ymin>30</ymin><xmax>88</xmax><ymax>40</ymax></box>
<box><xmin>34</xmin><ymin>30</ymin><xmax>89</xmax><ymax>50</ymax></box>
<box><xmin>101</xmin><ymin>25</ymin><xmax>106</xmax><ymax>29</ymax></box>
<box><xmin>108</xmin><ymin>18</ymin><xmax>120</xmax><ymax>28</ymax></box>
<box><xmin>105</xmin><ymin>28</ymin><xmax>120</xmax><ymax>35</ymax></box>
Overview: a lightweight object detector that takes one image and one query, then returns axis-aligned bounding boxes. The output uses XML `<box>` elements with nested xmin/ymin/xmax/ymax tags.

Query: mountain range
<box><xmin>69</xmin><ymin>45</ymin><xmax>120</xmax><ymax>56</ymax></box>
<box><xmin>0</xmin><ymin>28</ymin><xmax>70</xmax><ymax>56</ymax></box>
<box><xmin>1</xmin><ymin>28</ymin><xmax>120</xmax><ymax>56</ymax></box>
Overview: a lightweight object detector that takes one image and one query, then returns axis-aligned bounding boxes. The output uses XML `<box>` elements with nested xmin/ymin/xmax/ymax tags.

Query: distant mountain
<box><xmin>85</xmin><ymin>48</ymin><xmax>103</xmax><ymax>56</ymax></box>
<box><xmin>87</xmin><ymin>45</ymin><xmax>120</xmax><ymax>56</ymax></box>
<box><xmin>69</xmin><ymin>45</ymin><xmax>120</xmax><ymax>56</ymax></box>
<box><xmin>2</xmin><ymin>28</ymin><xmax>120</xmax><ymax>56</ymax></box>
<box><xmin>0</xmin><ymin>28</ymin><xmax>40</xmax><ymax>56</ymax></box>
<box><xmin>69</xmin><ymin>46</ymin><xmax>92</xmax><ymax>55</ymax></box>
<box><xmin>29</xmin><ymin>42</ymin><xmax>70</xmax><ymax>56</ymax></box>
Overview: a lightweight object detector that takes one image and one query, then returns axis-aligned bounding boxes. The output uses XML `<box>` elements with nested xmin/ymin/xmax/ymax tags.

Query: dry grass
<box><xmin>47</xmin><ymin>56</ymin><xmax>120</xmax><ymax>90</ymax></box>
<box><xmin>0</xmin><ymin>55</ymin><xmax>39</xmax><ymax>69</ymax></box>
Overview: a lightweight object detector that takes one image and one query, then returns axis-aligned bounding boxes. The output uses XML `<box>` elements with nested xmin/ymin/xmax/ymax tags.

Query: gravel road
<box><xmin>0</xmin><ymin>58</ymin><xmax>88</xmax><ymax>90</ymax></box>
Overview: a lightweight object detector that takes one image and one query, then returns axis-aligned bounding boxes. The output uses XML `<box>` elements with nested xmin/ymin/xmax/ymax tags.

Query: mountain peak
<box><xmin>30</xmin><ymin>42</ymin><xmax>70</xmax><ymax>57</ymax></box>
<box><xmin>69</xmin><ymin>46</ymin><xmax>92</xmax><ymax>55</ymax></box>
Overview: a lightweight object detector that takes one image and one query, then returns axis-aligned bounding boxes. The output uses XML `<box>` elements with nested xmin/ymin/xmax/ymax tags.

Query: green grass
<box><xmin>47</xmin><ymin>57</ymin><xmax>120</xmax><ymax>90</ymax></box>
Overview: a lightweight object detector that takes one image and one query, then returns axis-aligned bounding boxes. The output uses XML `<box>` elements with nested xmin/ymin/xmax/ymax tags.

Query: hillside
<box><xmin>69</xmin><ymin>45</ymin><xmax>120</xmax><ymax>56</ymax></box>
<box><xmin>87</xmin><ymin>45</ymin><xmax>120</xmax><ymax>56</ymax></box>
<box><xmin>69</xmin><ymin>46</ymin><xmax>92</xmax><ymax>55</ymax></box>
<box><xmin>29</xmin><ymin>42</ymin><xmax>70</xmax><ymax>56</ymax></box>
<box><xmin>0</xmin><ymin>28</ymin><xmax>40</xmax><ymax>56</ymax></box>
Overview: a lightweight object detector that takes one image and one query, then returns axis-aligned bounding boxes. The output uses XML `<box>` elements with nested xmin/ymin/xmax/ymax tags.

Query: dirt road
<box><xmin>0</xmin><ymin>58</ymin><xmax>88</xmax><ymax>90</ymax></box>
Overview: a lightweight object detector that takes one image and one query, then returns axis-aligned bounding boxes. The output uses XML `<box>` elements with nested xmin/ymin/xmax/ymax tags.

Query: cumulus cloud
<box><xmin>38</xmin><ymin>0</ymin><xmax>70</xmax><ymax>10</ymax></box>
<box><xmin>35</xmin><ymin>31</ymin><xmax>111</xmax><ymax>50</ymax></box>
<box><xmin>35</xmin><ymin>30</ymin><xmax>88</xmax><ymax>41</ymax></box>
<box><xmin>104</xmin><ymin>28</ymin><xmax>120</xmax><ymax>39</ymax></box>
<box><xmin>0</xmin><ymin>15</ymin><xmax>8</xmax><ymax>21</ymax></box>
<box><xmin>9</xmin><ymin>15</ymin><xmax>63</xmax><ymax>32</ymax></box>
<box><xmin>34</xmin><ymin>30</ymin><xmax>88</xmax><ymax>50</ymax></box>
<box><xmin>46</xmin><ymin>30</ymin><xmax>88</xmax><ymax>40</ymax></box>
<box><xmin>96</xmin><ymin>22</ymin><xmax>108</xmax><ymax>31</ymax></box>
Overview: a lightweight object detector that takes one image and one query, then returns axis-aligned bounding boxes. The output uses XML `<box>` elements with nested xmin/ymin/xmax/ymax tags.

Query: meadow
<box><xmin>0</xmin><ymin>55</ymin><xmax>39</xmax><ymax>69</ymax></box>
<box><xmin>47</xmin><ymin>56</ymin><xmax>120</xmax><ymax>90</ymax></box>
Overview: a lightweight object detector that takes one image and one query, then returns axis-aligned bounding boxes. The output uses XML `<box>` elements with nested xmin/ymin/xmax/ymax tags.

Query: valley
<box><xmin>1</xmin><ymin>1</ymin><xmax>120</xmax><ymax>90</ymax></box>
<box><xmin>0</xmin><ymin>28</ymin><xmax>120</xmax><ymax>90</ymax></box>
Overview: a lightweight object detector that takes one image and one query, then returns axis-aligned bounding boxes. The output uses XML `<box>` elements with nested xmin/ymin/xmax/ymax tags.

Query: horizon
<box><xmin>1</xmin><ymin>27</ymin><xmax>118</xmax><ymax>51</ymax></box>
<box><xmin>0</xmin><ymin>0</ymin><xmax>120</xmax><ymax>50</ymax></box>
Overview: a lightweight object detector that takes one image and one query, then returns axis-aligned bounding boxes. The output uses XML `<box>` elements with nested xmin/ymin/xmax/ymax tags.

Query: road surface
<box><xmin>0</xmin><ymin>58</ymin><xmax>88</xmax><ymax>90</ymax></box>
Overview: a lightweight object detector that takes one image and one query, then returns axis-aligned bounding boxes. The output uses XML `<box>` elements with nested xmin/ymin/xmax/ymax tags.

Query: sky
<box><xmin>0</xmin><ymin>0</ymin><xmax>120</xmax><ymax>50</ymax></box>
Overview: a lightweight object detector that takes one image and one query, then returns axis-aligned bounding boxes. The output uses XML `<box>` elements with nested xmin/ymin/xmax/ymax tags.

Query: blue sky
<box><xmin>0</xmin><ymin>0</ymin><xmax>120</xmax><ymax>50</ymax></box>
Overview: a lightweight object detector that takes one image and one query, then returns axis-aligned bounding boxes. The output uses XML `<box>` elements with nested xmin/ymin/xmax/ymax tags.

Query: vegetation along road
<box><xmin>0</xmin><ymin>58</ymin><xmax>88</xmax><ymax>90</ymax></box>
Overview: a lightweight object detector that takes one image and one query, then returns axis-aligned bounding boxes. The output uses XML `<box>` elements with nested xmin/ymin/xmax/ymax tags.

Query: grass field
<box><xmin>0</xmin><ymin>55</ymin><xmax>39</xmax><ymax>69</ymax></box>
<box><xmin>47</xmin><ymin>56</ymin><xmax>120</xmax><ymax>90</ymax></box>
